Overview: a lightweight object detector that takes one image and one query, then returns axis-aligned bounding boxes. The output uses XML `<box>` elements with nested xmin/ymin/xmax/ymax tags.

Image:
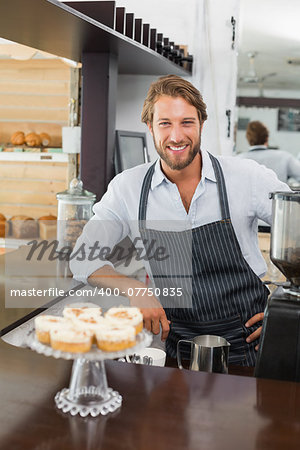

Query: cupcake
<box><xmin>95</xmin><ymin>323</ymin><xmax>136</xmax><ymax>352</ymax></box>
<box><xmin>50</xmin><ymin>328</ymin><xmax>92</xmax><ymax>353</ymax></box>
<box><xmin>72</xmin><ymin>313</ymin><xmax>106</xmax><ymax>343</ymax></box>
<box><xmin>105</xmin><ymin>307</ymin><xmax>143</xmax><ymax>335</ymax></box>
<box><xmin>63</xmin><ymin>302</ymin><xmax>102</xmax><ymax>321</ymax></box>
<box><xmin>34</xmin><ymin>315</ymin><xmax>71</xmax><ymax>344</ymax></box>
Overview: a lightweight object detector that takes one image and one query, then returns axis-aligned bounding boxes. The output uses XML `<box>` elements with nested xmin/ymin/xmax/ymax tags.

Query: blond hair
<box><xmin>141</xmin><ymin>75</ymin><xmax>207</xmax><ymax>125</ymax></box>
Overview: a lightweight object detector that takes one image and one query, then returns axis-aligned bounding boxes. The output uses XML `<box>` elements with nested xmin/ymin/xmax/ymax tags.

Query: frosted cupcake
<box><xmin>63</xmin><ymin>302</ymin><xmax>102</xmax><ymax>321</ymax></box>
<box><xmin>95</xmin><ymin>323</ymin><xmax>136</xmax><ymax>352</ymax></box>
<box><xmin>72</xmin><ymin>313</ymin><xmax>106</xmax><ymax>343</ymax></box>
<box><xmin>50</xmin><ymin>328</ymin><xmax>92</xmax><ymax>353</ymax></box>
<box><xmin>34</xmin><ymin>315</ymin><xmax>71</xmax><ymax>344</ymax></box>
<box><xmin>105</xmin><ymin>307</ymin><xmax>143</xmax><ymax>335</ymax></box>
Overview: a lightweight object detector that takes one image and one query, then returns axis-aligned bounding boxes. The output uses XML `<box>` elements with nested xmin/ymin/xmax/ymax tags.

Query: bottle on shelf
<box><xmin>156</xmin><ymin>33</ymin><xmax>163</xmax><ymax>54</ymax></box>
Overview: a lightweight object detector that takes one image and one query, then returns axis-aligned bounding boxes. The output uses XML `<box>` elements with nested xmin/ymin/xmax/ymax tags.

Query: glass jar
<box><xmin>56</xmin><ymin>178</ymin><xmax>96</xmax><ymax>251</ymax></box>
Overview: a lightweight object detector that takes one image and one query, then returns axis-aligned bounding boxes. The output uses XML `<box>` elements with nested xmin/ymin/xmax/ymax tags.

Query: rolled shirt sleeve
<box><xmin>251</xmin><ymin>161</ymin><xmax>291</xmax><ymax>225</ymax></box>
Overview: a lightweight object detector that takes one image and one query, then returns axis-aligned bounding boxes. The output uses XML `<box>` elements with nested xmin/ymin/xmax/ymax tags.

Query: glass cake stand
<box><xmin>26</xmin><ymin>330</ymin><xmax>152</xmax><ymax>417</ymax></box>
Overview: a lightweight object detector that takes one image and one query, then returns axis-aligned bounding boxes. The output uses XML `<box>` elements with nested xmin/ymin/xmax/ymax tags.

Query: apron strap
<box><xmin>138</xmin><ymin>161</ymin><xmax>156</xmax><ymax>227</ymax></box>
<box><xmin>208</xmin><ymin>153</ymin><xmax>231</xmax><ymax>220</ymax></box>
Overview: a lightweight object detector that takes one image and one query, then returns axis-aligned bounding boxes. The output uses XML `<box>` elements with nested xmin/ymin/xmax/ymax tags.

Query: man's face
<box><xmin>148</xmin><ymin>95</ymin><xmax>202</xmax><ymax>171</ymax></box>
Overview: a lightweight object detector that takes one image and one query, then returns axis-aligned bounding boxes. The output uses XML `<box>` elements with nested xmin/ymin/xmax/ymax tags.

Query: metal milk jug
<box><xmin>177</xmin><ymin>334</ymin><xmax>230</xmax><ymax>373</ymax></box>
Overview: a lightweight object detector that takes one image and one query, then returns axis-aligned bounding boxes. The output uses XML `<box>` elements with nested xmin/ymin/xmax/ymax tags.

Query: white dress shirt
<box><xmin>238</xmin><ymin>146</ymin><xmax>300</xmax><ymax>183</ymax></box>
<box><xmin>70</xmin><ymin>149</ymin><xmax>289</xmax><ymax>283</ymax></box>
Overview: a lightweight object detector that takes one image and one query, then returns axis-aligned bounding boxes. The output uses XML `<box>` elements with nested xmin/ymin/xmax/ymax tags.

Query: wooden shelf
<box><xmin>0</xmin><ymin>0</ymin><xmax>190</xmax><ymax>76</ymax></box>
<box><xmin>0</xmin><ymin>152</ymin><xmax>67</xmax><ymax>162</ymax></box>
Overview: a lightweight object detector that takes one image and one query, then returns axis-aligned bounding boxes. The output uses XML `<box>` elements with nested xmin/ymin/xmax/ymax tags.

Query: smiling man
<box><xmin>70</xmin><ymin>75</ymin><xmax>289</xmax><ymax>366</ymax></box>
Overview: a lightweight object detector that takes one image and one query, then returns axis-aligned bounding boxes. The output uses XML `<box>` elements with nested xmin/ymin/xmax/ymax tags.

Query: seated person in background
<box><xmin>238</xmin><ymin>120</ymin><xmax>300</xmax><ymax>183</ymax></box>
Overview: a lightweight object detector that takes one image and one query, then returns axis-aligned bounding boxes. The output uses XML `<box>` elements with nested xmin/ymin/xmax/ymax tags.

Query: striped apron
<box><xmin>138</xmin><ymin>153</ymin><xmax>269</xmax><ymax>366</ymax></box>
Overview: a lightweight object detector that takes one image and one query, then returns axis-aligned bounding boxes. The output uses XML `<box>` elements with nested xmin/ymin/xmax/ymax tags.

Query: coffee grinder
<box><xmin>255</xmin><ymin>191</ymin><xmax>300</xmax><ymax>382</ymax></box>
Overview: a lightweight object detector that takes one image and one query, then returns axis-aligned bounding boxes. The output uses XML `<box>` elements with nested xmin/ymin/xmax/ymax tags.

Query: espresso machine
<box><xmin>255</xmin><ymin>191</ymin><xmax>300</xmax><ymax>382</ymax></box>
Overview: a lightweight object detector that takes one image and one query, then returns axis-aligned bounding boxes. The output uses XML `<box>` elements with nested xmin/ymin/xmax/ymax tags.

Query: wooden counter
<box><xmin>1</xmin><ymin>246</ymin><xmax>300</xmax><ymax>449</ymax></box>
<box><xmin>1</xmin><ymin>337</ymin><xmax>300</xmax><ymax>450</ymax></box>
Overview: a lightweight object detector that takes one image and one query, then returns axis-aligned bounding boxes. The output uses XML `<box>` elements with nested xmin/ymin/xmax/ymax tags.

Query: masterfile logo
<box><xmin>25</xmin><ymin>237</ymin><xmax>170</xmax><ymax>267</ymax></box>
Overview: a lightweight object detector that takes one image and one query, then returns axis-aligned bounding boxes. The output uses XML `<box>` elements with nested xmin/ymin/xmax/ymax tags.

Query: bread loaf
<box><xmin>0</xmin><ymin>213</ymin><xmax>8</xmax><ymax>238</ymax></box>
<box><xmin>25</xmin><ymin>133</ymin><xmax>41</xmax><ymax>147</ymax></box>
<box><xmin>38</xmin><ymin>214</ymin><xmax>57</xmax><ymax>222</ymax></box>
<box><xmin>11</xmin><ymin>215</ymin><xmax>38</xmax><ymax>238</ymax></box>
<box><xmin>10</xmin><ymin>131</ymin><xmax>25</xmax><ymax>145</ymax></box>
<box><xmin>39</xmin><ymin>133</ymin><xmax>51</xmax><ymax>146</ymax></box>
<box><xmin>38</xmin><ymin>214</ymin><xmax>57</xmax><ymax>240</ymax></box>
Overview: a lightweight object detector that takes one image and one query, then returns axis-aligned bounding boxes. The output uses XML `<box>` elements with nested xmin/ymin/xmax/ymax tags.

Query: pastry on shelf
<box><xmin>25</xmin><ymin>132</ymin><xmax>41</xmax><ymax>147</ymax></box>
<box><xmin>10</xmin><ymin>131</ymin><xmax>25</xmax><ymax>145</ymax></box>
<box><xmin>0</xmin><ymin>213</ymin><xmax>9</xmax><ymax>238</ymax></box>
<box><xmin>10</xmin><ymin>215</ymin><xmax>38</xmax><ymax>238</ymax></box>
<box><xmin>38</xmin><ymin>214</ymin><xmax>57</xmax><ymax>240</ymax></box>
<box><xmin>39</xmin><ymin>132</ymin><xmax>51</xmax><ymax>146</ymax></box>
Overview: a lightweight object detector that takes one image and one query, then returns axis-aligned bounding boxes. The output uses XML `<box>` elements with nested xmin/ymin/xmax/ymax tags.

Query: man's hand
<box><xmin>129</xmin><ymin>291</ymin><xmax>170</xmax><ymax>341</ymax></box>
<box><xmin>88</xmin><ymin>266</ymin><xmax>170</xmax><ymax>341</ymax></box>
<box><xmin>141</xmin><ymin>307</ymin><xmax>170</xmax><ymax>341</ymax></box>
<box><xmin>245</xmin><ymin>312</ymin><xmax>264</xmax><ymax>351</ymax></box>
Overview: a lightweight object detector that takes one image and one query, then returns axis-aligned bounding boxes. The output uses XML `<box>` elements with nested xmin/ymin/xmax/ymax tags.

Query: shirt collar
<box><xmin>249</xmin><ymin>145</ymin><xmax>267</xmax><ymax>151</ymax></box>
<box><xmin>151</xmin><ymin>159</ymin><xmax>165</xmax><ymax>189</ymax></box>
<box><xmin>201</xmin><ymin>148</ymin><xmax>216</xmax><ymax>183</ymax></box>
<box><xmin>150</xmin><ymin>148</ymin><xmax>216</xmax><ymax>190</ymax></box>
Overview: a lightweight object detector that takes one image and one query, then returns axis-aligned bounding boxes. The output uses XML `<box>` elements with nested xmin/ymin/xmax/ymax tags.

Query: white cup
<box><xmin>126</xmin><ymin>347</ymin><xmax>166</xmax><ymax>367</ymax></box>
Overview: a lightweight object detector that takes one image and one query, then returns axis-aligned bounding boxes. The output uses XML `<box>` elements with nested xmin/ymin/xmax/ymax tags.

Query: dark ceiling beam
<box><xmin>237</xmin><ymin>96</ymin><xmax>300</xmax><ymax>108</ymax></box>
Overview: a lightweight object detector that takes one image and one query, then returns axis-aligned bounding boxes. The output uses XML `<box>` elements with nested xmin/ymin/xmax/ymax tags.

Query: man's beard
<box><xmin>153</xmin><ymin>134</ymin><xmax>201</xmax><ymax>171</ymax></box>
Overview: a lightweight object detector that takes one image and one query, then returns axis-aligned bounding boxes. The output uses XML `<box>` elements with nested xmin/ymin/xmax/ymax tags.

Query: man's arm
<box><xmin>88</xmin><ymin>265</ymin><xmax>170</xmax><ymax>341</ymax></box>
<box><xmin>253</xmin><ymin>162</ymin><xmax>290</xmax><ymax>225</ymax></box>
